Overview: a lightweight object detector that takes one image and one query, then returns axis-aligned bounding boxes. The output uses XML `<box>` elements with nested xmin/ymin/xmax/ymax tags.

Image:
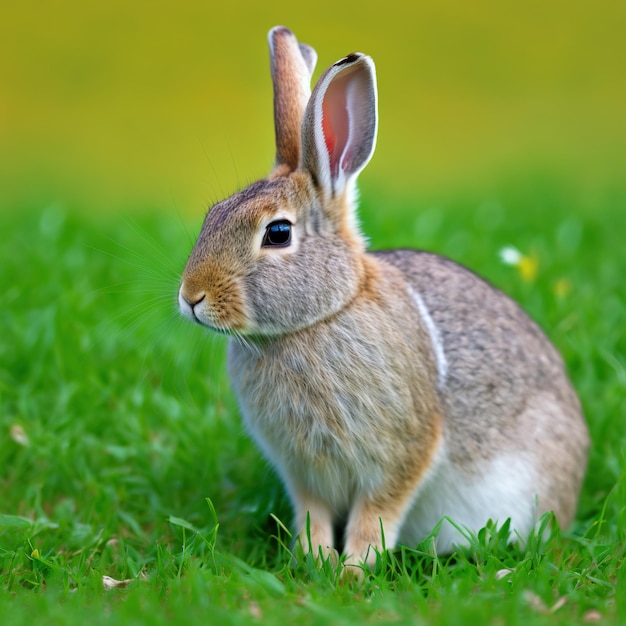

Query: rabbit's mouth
<box><xmin>178</xmin><ymin>289</ymin><xmax>220</xmax><ymax>330</ymax></box>
<box><xmin>178</xmin><ymin>288</ymin><xmax>202</xmax><ymax>322</ymax></box>
<box><xmin>178</xmin><ymin>279</ymin><xmax>249</xmax><ymax>333</ymax></box>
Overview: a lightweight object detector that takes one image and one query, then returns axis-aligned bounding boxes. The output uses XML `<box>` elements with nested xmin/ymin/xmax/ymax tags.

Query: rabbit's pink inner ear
<box><xmin>322</xmin><ymin>84</ymin><xmax>350</xmax><ymax>178</ymax></box>
<box><xmin>302</xmin><ymin>54</ymin><xmax>376</xmax><ymax>193</ymax></box>
<box><xmin>321</xmin><ymin>104</ymin><xmax>336</xmax><ymax>169</ymax></box>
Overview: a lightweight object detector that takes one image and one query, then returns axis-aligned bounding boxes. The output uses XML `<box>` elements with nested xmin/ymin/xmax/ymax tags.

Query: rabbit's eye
<box><xmin>262</xmin><ymin>220</ymin><xmax>292</xmax><ymax>248</ymax></box>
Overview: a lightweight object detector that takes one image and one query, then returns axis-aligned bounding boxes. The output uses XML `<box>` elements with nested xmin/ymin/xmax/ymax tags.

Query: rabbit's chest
<box><xmin>231</xmin><ymin>355</ymin><xmax>391</xmax><ymax>508</ymax></box>
<box><xmin>232</xmin><ymin>350</ymin><xmax>386</xmax><ymax>452</ymax></box>
<box><xmin>227</xmin><ymin>331</ymin><xmax>415</xmax><ymax>466</ymax></box>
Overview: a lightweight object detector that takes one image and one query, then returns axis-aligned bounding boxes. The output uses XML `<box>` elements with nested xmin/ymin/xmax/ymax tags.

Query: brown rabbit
<box><xmin>178</xmin><ymin>26</ymin><xmax>589</xmax><ymax>571</ymax></box>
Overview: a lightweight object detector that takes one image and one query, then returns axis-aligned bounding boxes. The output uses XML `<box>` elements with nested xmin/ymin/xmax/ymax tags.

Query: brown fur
<box><xmin>178</xmin><ymin>27</ymin><xmax>589</xmax><ymax>573</ymax></box>
<box><xmin>270</xmin><ymin>27</ymin><xmax>317</xmax><ymax>171</ymax></box>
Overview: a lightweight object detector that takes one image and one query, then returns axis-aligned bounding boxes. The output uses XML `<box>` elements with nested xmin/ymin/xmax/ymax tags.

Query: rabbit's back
<box><xmin>373</xmin><ymin>249</ymin><xmax>588</xmax><ymax>538</ymax></box>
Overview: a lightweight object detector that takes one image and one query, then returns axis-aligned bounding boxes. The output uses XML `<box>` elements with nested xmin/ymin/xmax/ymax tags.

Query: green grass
<box><xmin>1</xmin><ymin>179</ymin><xmax>625</xmax><ymax>624</ymax></box>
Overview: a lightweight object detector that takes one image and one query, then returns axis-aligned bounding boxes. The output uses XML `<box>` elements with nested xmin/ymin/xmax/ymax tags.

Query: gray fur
<box><xmin>374</xmin><ymin>250</ymin><xmax>588</xmax><ymax>518</ymax></box>
<box><xmin>178</xmin><ymin>28</ymin><xmax>589</xmax><ymax>572</ymax></box>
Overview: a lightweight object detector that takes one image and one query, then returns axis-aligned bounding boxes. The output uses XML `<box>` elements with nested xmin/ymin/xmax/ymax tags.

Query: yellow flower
<box><xmin>499</xmin><ymin>246</ymin><xmax>539</xmax><ymax>283</ymax></box>
<box><xmin>553</xmin><ymin>279</ymin><xmax>572</xmax><ymax>298</ymax></box>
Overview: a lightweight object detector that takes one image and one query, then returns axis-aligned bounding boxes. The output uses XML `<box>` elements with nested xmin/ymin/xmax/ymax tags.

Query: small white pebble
<box><xmin>523</xmin><ymin>590</ymin><xmax>548</xmax><ymax>613</ymax></box>
<box><xmin>582</xmin><ymin>609</ymin><xmax>604</xmax><ymax>623</ymax></box>
<box><xmin>10</xmin><ymin>424</ymin><xmax>30</xmax><ymax>446</ymax></box>
<box><xmin>495</xmin><ymin>568</ymin><xmax>514</xmax><ymax>580</ymax></box>
<box><xmin>102</xmin><ymin>575</ymin><xmax>133</xmax><ymax>590</ymax></box>
<box><xmin>248</xmin><ymin>601</ymin><xmax>263</xmax><ymax>619</ymax></box>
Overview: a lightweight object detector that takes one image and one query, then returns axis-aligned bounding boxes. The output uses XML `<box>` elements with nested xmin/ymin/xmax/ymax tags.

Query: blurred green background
<box><xmin>1</xmin><ymin>0</ymin><xmax>624</xmax><ymax>214</ymax></box>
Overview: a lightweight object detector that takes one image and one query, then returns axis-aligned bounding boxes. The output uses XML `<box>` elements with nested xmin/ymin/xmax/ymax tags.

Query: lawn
<box><xmin>1</xmin><ymin>179</ymin><xmax>625</xmax><ymax>624</ymax></box>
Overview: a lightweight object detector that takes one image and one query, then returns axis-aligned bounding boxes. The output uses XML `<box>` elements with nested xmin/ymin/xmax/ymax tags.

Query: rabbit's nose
<box><xmin>178</xmin><ymin>287</ymin><xmax>205</xmax><ymax>322</ymax></box>
<box><xmin>179</xmin><ymin>282</ymin><xmax>205</xmax><ymax>307</ymax></box>
<box><xmin>187</xmin><ymin>293</ymin><xmax>205</xmax><ymax>308</ymax></box>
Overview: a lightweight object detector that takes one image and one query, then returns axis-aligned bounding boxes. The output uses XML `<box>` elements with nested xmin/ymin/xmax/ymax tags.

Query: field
<box><xmin>1</xmin><ymin>179</ymin><xmax>625</xmax><ymax>624</ymax></box>
<box><xmin>1</xmin><ymin>1</ymin><xmax>625</xmax><ymax>621</ymax></box>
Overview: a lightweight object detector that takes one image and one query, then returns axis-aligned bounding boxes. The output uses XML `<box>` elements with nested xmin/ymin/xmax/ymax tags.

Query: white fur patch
<box><xmin>178</xmin><ymin>288</ymin><xmax>194</xmax><ymax>321</ymax></box>
<box><xmin>407</xmin><ymin>286</ymin><xmax>448</xmax><ymax>388</ymax></box>
<box><xmin>400</xmin><ymin>446</ymin><xmax>539</xmax><ymax>552</ymax></box>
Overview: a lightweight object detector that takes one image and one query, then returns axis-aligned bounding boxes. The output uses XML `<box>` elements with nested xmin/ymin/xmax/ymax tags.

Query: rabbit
<box><xmin>178</xmin><ymin>26</ymin><xmax>589</xmax><ymax>571</ymax></box>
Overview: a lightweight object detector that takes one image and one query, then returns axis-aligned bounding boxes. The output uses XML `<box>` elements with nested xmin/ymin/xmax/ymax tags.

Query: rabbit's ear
<box><xmin>301</xmin><ymin>53</ymin><xmax>377</xmax><ymax>198</ymax></box>
<box><xmin>268</xmin><ymin>26</ymin><xmax>317</xmax><ymax>173</ymax></box>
